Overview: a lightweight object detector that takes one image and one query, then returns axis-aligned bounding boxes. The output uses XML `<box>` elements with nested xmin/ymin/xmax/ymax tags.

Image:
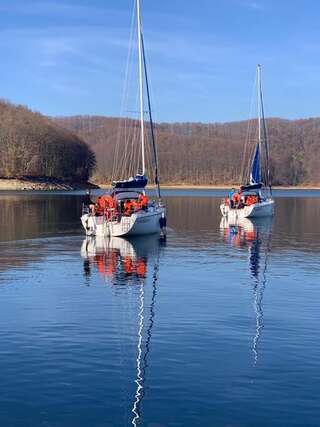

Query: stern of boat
<box><xmin>220</xmin><ymin>202</ymin><xmax>229</xmax><ymax>217</ymax></box>
<box><xmin>111</xmin><ymin>206</ymin><xmax>165</xmax><ymax>237</ymax></box>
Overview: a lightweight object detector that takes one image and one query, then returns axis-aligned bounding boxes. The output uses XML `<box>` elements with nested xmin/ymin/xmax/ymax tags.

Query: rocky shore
<box><xmin>0</xmin><ymin>177</ymin><xmax>99</xmax><ymax>191</ymax></box>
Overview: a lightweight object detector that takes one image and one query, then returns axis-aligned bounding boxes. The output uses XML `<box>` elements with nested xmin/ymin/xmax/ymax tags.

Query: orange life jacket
<box><xmin>124</xmin><ymin>201</ymin><xmax>134</xmax><ymax>216</ymax></box>
<box><xmin>232</xmin><ymin>193</ymin><xmax>240</xmax><ymax>204</ymax></box>
<box><xmin>139</xmin><ymin>195</ymin><xmax>149</xmax><ymax>208</ymax></box>
<box><xmin>96</xmin><ymin>195</ymin><xmax>116</xmax><ymax>214</ymax></box>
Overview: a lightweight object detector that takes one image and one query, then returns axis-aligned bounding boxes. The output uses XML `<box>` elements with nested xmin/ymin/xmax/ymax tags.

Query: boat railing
<box><xmin>82</xmin><ymin>204</ymin><xmax>90</xmax><ymax>215</ymax></box>
<box><xmin>104</xmin><ymin>207</ymin><xmax>119</xmax><ymax>222</ymax></box>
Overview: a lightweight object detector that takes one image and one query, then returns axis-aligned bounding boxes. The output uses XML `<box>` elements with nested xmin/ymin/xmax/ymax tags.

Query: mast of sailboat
<box><xmin>257</xmin><ymin>64</ymin><xmax>262</xmax><ymax>178</ymax></box>
<box><xmin>258</xmin><ymin>64</ymin><xmax>272</xmax><ymax>196</ymax></box>
<box><xmin>141</xmin><ymin>34</ymin><xmax>161</xmax><ymax>199</ymax></box>
<box><xmin>137</xmin><ymin>0</ymin><xmax>146</xmax><ymax>176</ymax></box>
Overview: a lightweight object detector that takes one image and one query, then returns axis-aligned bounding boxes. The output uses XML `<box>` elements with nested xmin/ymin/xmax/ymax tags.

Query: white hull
<box><xmin>81</xmin><ymin>234</ymin><xmax>162</xmax><ymax>260</ymax></box>
<box><xmin>220</xmin><ymin>199</ymin><xmax>274</xmax><ymax>219</ymax></box>
<box><xmin>81</xmin><ymin>206</ymin><xmax>165</xmax><ymax>237</ymax></box>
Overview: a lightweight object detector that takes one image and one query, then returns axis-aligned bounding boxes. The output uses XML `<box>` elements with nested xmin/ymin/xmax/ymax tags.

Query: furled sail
<box><xmin>112</xmin><ymin>174</ymin><xmax>148</xmax><ymax>190</ymax></box>
<box><xmin>250</xmin><ymin>143</ymin><xmax>261</xmax><ymax>185</ymax></box>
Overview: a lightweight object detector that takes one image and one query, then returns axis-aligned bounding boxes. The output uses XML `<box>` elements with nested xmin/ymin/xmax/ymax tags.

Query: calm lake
<box><xmin>0</xmin><ymin>189</ymin><xmax>319</xmax><ymax>427</ymax></box>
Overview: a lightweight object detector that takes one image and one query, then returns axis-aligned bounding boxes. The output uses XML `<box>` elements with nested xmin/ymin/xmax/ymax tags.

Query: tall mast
<box><xmin>141</xmin><ymin>34</ymin><xmax>161</xmax><ymax>198</ymax></box>
<box><xmin>137</xmin><ymin>0</ymin><xmax>145</xmax><ymax>175</ymax></box>
<box><xmin>259</xmin><ymin>64</ymin><xmax>272</xmax><ymax>195</ymax></box>
<box><xmin>257</xmin><ymin>64</ymin><xmax>262</xmax><ymax>149</ymax></box>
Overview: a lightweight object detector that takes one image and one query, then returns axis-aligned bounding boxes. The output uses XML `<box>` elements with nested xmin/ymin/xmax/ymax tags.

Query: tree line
<box><xmin>0</xmin><ymin>101</ymin><xmax>96</xmax><ymax>182</ymax></box>
<box><xmin>54</xmin><ymin>115</ymin><xmax>320</xmax><ymax>186</ymax></box>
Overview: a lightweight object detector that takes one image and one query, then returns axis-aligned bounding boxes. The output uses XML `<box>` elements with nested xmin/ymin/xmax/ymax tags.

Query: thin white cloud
<box><xmin>235</xmin><ymin>0</ymin><xmax>264</xmax><ymax>10</ymax></box>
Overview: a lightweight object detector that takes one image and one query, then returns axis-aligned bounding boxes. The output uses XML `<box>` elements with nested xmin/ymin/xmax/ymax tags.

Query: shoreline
<box><xmin>0</xmin><ymin>178</ymin><xmax>319</xmax><ymax>191</ymax></box>
<box><xmin>160</xmin><ymin>185</ymin><xmax>320</xmax><ymax>190</ymax></box>
<box><xmin>97</xmin><ymin>183</ymin><xmax>320</xmax><ymax>191</ymax></box>
<box><xmin>0</xmin><ymin>178</ymin><xmax>98</xmax><ymax>191</ymax></box>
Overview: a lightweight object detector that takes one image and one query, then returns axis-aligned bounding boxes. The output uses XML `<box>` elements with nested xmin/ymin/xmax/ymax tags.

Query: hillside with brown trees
<box><xmin>54</xmin><ymin>115</ymin><xmax>320</xmax><ymax>186</ymax></box>
<box><xmin>0</xmin><ymin>101</ymin><xmax>96</xmax><ymax>183</ymax></box>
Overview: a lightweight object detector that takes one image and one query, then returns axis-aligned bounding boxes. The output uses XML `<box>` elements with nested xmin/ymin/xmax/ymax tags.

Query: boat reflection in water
<box><xmin>81</xmin><ymin>235</ymin><xmax>165</xmax><ymax>426</ymax></box>
<box><xmin>220</xmin><ymin>216</ymin><xmax>273</xmax><ymax>364</ymax></box>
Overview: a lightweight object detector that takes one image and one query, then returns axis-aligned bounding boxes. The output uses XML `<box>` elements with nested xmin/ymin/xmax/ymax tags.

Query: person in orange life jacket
<box><xmin>124</xmin><ymin>200</ymin><xmax>134</xmax><ymax>216</ymax></box>
<box><xmin>139</xmin><ymin>194</ymin><xmax>149</xmax><ymax>210</ymax></box>
<box><xmin>232</xmin><ymin>191</ymin><xmax>241</xmax><ymax>208</ymax></box>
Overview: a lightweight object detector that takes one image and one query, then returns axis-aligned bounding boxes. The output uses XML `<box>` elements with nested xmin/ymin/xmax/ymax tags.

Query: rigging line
<box><xmin>141</xmin><ymin>33</ymin><xmax>161</xmax><ymax>198</ymax></box>
<box><xmin>260</xmin><ymin>82</ymin><xmax>272</xmax><ymax>195</ymax></box>
<box><xmin>131</xmin><ymin>104</ymin><xmax>140</xmax><ymax>177</ymax></box>
<box><xmin>137</xmin><ymin>0</ymin><xmax>146</xmax><ymax>176</ymax></box>
<box><xmin>122</xmin><ymin>116</ymin><xmax>130</xmax><ymax>179</ymax></box>
<box><xmin>133</xmin><ymin>90</ymin><xmax>142</xmax><ymax>176</ymax></box>
<box><xmin>121</xmin><ymin>79</ymin><xmax>138</xmax><ymax>179</ymax></box>
<box><xmin>113</xmin><ymin>1</ymin><xmax>136</xmax><ymax>182</ymax></box>
<box><xmin>122</xmin><ymin>87</ymin><xmax>139</xmax><ymax>179</ymax></box>
<box><xmin>241</xmin><ymin>71</ymin><xmax>257</xmax><ymax>184</ymax></box>
<box><xmin>128</xmin><ymin>120</ymin><xmax>135</xmax><ymax>177</ymax></box>
<box><xmin>128</xmin><ymin>121</ymin><xmax>136</xmax><ymax>178</ymax></box>
<box><xmin>124</xmin><ymin>87</ymin><xmax>139</xmax><ymax>178</ymax></box>
<box><xmin>244</xmin><ymin>74</ymin><xmax>257</xmax><ymax>182</ymax></box>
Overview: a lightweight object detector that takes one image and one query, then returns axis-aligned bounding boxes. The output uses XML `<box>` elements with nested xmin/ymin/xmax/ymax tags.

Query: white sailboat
<box><xmin>81</xmin><ymin>0</ymin><xmax>166</xmax><ymax>237</ymax></box>
<box><xmin>220</xmin><ymin>64</ymin><xmax>274</xmax><ymax>219</ymax></box>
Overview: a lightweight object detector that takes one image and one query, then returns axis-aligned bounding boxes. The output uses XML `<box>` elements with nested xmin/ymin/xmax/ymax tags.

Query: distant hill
<box><xmin>0</xmin><ymin>101</ymin><xmax>95</xmax><ymax>183</ymax></box>
<box><xmin>54</xmin><ymin>115</ymin><xmax>320</xmax><ymax>186</ymax></box>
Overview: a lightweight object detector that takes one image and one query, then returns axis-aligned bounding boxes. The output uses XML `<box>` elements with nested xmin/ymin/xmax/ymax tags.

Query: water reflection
<box><xmin>81</xmin><ymin>235</ymin><xmax>165</xmax><ymax>426</ymax></box>
<box><xmin>220</xmin><ymin>217</ymin><xmax>272</xmax><ymax>364</ymax></box>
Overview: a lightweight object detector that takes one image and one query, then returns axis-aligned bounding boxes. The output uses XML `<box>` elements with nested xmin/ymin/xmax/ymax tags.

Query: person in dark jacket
<box><xmin>84</xmin><ymin>190</ymin><xmax>95</xmax><ymax>214</ymax></box>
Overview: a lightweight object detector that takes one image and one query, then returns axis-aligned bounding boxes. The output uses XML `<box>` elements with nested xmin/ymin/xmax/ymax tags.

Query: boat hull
<box><xmin>81</xmin><ymin>206</ymin><xmax>165</xmax><ymax>237</ymax></box>
<box><xmin>220</xmin><ymin>199</ymin><xmax>274</xmax><ymax>219</ymax></box>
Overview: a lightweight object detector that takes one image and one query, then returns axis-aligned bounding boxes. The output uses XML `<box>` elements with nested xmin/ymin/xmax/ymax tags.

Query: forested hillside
<box><xmin>55</xmin><ymin>115</ymin><xmax>320</xmax><ymax>186</ymax></box>
<box><xmin>0</xmin><ymin>101</ymin><xmax>95</xmax><ymax>182</ymax></box>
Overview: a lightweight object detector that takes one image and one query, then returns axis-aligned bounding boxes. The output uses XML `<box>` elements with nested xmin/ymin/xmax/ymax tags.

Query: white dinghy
<box><xmin>81</xmin><ymin>0</ymin><xmax>166</xmax><ymax>238</ymax></box>
<box><xmin>220</xmin><ymin>64</ymin><xmax>274</xmax><ymax>219</ymax></box>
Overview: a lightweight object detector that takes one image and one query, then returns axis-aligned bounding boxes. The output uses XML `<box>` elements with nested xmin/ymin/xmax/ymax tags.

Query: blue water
<box><xmin>0</xmin><ymin>190</ymin><xmax>319</xmax><ymax>427</ymax></box>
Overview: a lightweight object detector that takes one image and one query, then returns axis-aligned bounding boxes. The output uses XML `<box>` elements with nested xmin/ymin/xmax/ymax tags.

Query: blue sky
<box><xmin>0</xmin><ymin>0</ymin><xmax>319</xmax><ymax>122</ymax></box>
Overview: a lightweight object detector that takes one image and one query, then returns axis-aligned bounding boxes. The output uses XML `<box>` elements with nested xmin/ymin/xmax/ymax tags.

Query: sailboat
<box><xmin>220</xmin><ymin>64</ymin><xmax>274</xmax><ymax>219</ymax></box>
<box><xmin>81</xmin><ymin>0</ymin><xmax>166</xmax><ymax>237</ymax></box>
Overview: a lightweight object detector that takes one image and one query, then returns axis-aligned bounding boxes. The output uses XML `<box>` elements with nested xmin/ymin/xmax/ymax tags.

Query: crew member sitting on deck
<box><xmin>232</xmin><ymin>191</ymin><xmax>241</xmax><ymax>209</ymax></box>
<box><xmin>246</xmin><ymin>195</ymin><xmax>259</xmax><ymax>206</ymax></box>
<box><xmin>124</xmin><ymin>200</ymin><xmax>134</xmax><ymax>216</ymax></box>
<box><xmin>139</xmin><ymin>194</ymin><xmax>149</xmax><ymax>211</ymax></box>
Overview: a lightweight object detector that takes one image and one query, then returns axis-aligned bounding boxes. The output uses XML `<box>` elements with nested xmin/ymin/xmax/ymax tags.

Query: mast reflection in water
<box><xmin>220</xmin><ymin>217</ymin><xmax>272</xmax><ymax>364</ymax></box>
<box><xmin>81</xmin><ymin>235</ymin><xmax>165</xmax><ymax>426</ymax></box>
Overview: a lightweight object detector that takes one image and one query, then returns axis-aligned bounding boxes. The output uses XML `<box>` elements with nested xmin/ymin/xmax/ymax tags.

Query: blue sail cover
<box><xmin>250</xmin><ymin>143</ymin><xmax>261</xmax><ymax>185</ymax></box>
<box><xmin>112</xmin><ymin>174</ymin><xmax>148</xmax><ymax>190</ymax></box>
